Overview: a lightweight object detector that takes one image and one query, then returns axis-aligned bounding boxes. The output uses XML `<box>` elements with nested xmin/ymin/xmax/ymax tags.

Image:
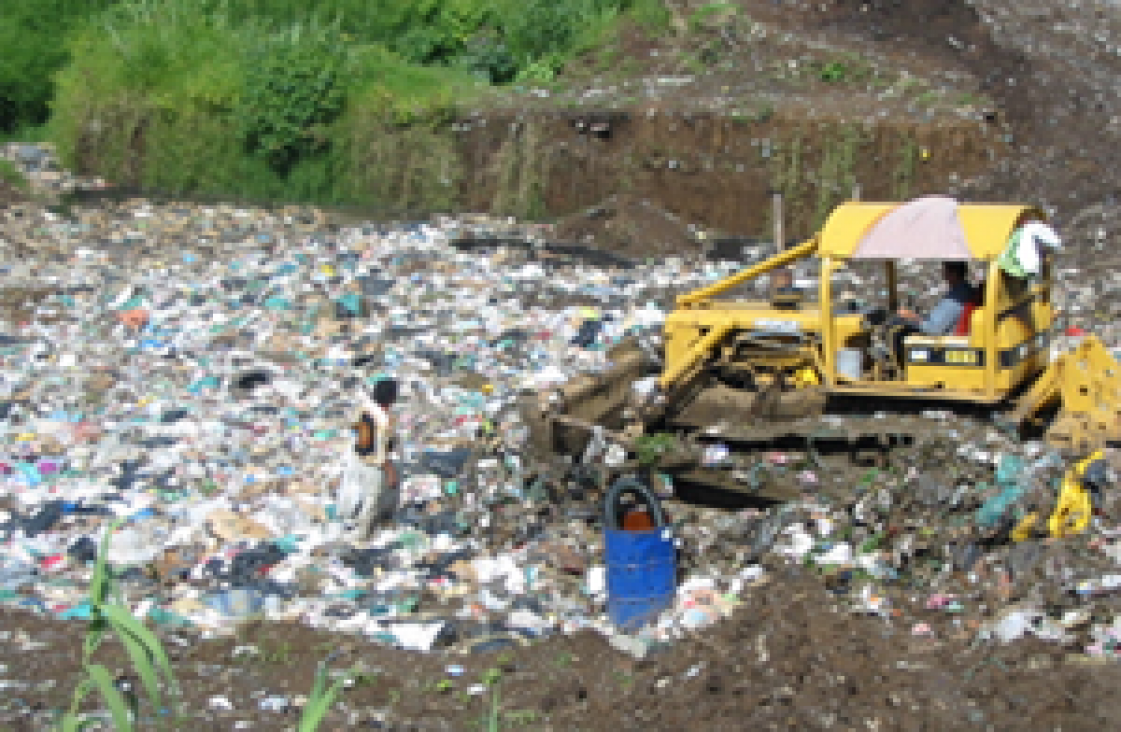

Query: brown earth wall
<box><xmin>454</xmin><ymin>109</ymin><xmax>1004</xmax><ymax>238</ymax></box>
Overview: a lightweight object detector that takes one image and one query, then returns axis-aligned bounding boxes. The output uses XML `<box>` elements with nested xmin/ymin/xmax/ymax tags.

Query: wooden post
<box><xmin>772</xmin><ymin>192</ymin><xmax>784</xmax><ymax>249</ymax></box>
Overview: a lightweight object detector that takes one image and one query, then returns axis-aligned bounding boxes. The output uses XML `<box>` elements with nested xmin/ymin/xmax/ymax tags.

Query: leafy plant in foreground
<box><xmin>56</xmin><ymin>520</ymin><xmax>363</xmax><ymax>730</ymax></box>
<box><xmin>57</xmin><ymin>521</ymin><xmax>180</xmax><ymax>731</ymax></box>
<box><xmin>297</xmin><ymin>652</ymin><xmax>360</xmax><ymax>732</ymax></box>
<box><xmin>633</xmin><ymin>432</ymin><xmax>679</xmax><ymax>466</ymax></box>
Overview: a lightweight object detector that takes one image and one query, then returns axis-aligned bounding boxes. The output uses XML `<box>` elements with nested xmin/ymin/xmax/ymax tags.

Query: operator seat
<box><xmin>954</xmin><ymin>282</ymin><xmax>985</xmax><ymax>336</ymax></box>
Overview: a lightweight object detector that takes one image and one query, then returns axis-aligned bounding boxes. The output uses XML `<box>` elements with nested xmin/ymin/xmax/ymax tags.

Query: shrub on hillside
<box><xmin>47</xmin><ymin>0</ymin><xmax>665</xmax><ymax>206</ymax></box>
<box><xmin>0</xmin><ymin>0</ymin><xmax>117</xmax><ymax>132</ymax></box>
<box><xmin>235</xmin><ymin>21</ymin><xmax>348</xmax><ymax>174</ymax></box>
<box><xmin>52</xmin><ymin>0</ymin><xmax>477</xmax><ymax>205</ymax></box>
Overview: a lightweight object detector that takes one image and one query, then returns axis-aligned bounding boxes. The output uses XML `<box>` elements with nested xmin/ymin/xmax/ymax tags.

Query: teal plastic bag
<box><xmin>337</xmin><ymin>292</ymin><xmax>362</xmax><ymax>315</ymax></box>
<box><xmin>976</xmin><ymin>455</ymin><xmax>1027</xmax><ymax>528</ymax></box>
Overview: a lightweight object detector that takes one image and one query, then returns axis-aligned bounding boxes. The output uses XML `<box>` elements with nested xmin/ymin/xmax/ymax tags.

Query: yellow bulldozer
<box><xmin>525</xmin><ymin>197</ymin><xmax>1121</xmax><ymax>513</ymax></box>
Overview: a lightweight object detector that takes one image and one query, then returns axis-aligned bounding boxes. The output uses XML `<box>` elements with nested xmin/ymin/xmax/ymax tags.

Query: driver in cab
<box><xmin>887</xmin><ymin>261</ymin><xmax>978</xmax><ymax>364</ymax></box>
<box><xmin>895</xmin><ymin>261</ymin><xmax>975</xmax><ymax>335</ymax></box>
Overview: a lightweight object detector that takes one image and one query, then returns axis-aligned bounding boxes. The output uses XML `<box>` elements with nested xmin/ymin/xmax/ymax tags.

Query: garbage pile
<box><xmin>3</xmin><ymin>143</ymin><xmax>1121</xmax><ymax>666</ymax></box>
<box><xmin>1</xmin><ymin>142</ymin><xmax>109</xmax><ymax>198</ymax></box>
<box><xmin>0</xmin><ymin>154</ymin><xmax>758</xmax><ymax>653</ymax></box>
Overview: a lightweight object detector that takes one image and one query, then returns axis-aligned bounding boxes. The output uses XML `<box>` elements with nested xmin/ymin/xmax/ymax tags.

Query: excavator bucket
<box><xmin>1009</xmin><ymin>336</ymin><xmax>1121</xmax><ymax>452</ymax></box>
<box><xmin>521</xmin><ymin>340</ymin><xmax>658</xmax><ymax>458</ymax></box>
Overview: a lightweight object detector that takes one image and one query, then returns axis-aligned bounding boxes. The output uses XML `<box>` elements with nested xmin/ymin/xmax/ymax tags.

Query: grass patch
<box><xmin>491</xmin><ymin>120</ymin><xmax>554</xmax><ymax>219</ymax></box>
<box><xmin>50</xmin><ymin>0</ymin><xmax>481</xmax><ymax>208</ymax></box>
<box><xmin>633</xmin><ymin>432</ymin><xmax>680</xmax><ymax>466</ymax></box>
<box><xmin>812</xmin><ymin>123</ymin><xmax>864</xmax><ymax>229</ymax></box>
<box><xmin>0</xmin><ymin>158</ymin><xmax>30</xmax><ymax>192</ymax></box>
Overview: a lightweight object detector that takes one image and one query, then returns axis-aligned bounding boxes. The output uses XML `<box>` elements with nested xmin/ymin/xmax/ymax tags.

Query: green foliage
<box><xmin>214</xmin><ymin>0</ymin><xmax>646</xmax><ymax>84</ymax></box>
<box><xmin>818</xmin><ymin>61</ymin><xmax>850</xmax><ymax>83</ymax></box>
<box><xmin>499</xmin><ymin>0</ymin><xmax>619</xmax><ymax>81</ymax></box>
<box><xmin>892</xmin><ymin>134</ymin><xmax>919</xmax><ymax>201</ymax></box>
<box><xmin>813</xmin><ymin>123</ymin><xmax>863</xmax><ymax>229</ymax></box>
<box><xmin>814</xmin><ymin>53</ymin><xmax>875</xmax><ymax>85</ymax></box>
<box><xmin>297</xmin><ymin>653</ymin><xmax>360</xmax><ymax>732</ymax></box>
<box><xmin>43</xmin><ymin>0</ymin><xmax>652</xmax><ymax>207</ymax></box>
<box><xmin>57</xmin><ymin>521</ymin><xmax>365</xmax><ymax>730</ymax></box>
<box><xmin>58</xmin><ymin>521</ymin><xmax>181</xmax><ymax>731</ymax></box>
<box><xmin>859</xmin><ymin>532</ymin><xmax>885</xmax><ymax>554</ymax></box>
<box><xmin>337</xmin><ymin>61</ymin><xmax>469</xmax><ymax>213</ymax></box>
<box><xmin>492</xmin><ymin>121</ymin><xmax>552</xmax><ymax>218</ymax></box>
<box><xmin>235</xmin><ymin>20</ymin><xmax>348</xmax><ymax>173</ymax></box>
<box><xmin>483</xmin><ymin>679</ymin><xmax>502</xmax><ymax>732</ymax></box>
<box><xmin>0</xmin><ymin>159</ymin><xmax>30</xmax><ymax>192</ymax></box>
<box><xmin>688</xmin><ymin>2</ymin><xmax>739</xmax><ymax>32</ymax></box>
<box><xmin>633</xmin><ymin>432</ymin><xmax>679</xmax><ymax>466</ymax></box>
<box><xmin>0</xmin><ymin>0</ymin><xmax>118</xmax><ymax>132</ymax></box>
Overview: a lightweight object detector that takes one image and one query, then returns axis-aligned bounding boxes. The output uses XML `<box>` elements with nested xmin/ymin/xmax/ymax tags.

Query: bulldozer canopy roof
<box><xmin>818</xmin><ymin>196</ymin><xmax>1046</xmax><ymax>262</ymax></box>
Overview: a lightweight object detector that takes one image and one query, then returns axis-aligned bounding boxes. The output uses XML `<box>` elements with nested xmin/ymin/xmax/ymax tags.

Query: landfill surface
<box><xmin>3</xmin><ymin>147</ymin><xmax>1121</xmax><ymax>729</ymax></box>
<box><xmin>5</xmin><ymin>1</ymin><xmax>1121</xmax><ymax>729</ymax></box>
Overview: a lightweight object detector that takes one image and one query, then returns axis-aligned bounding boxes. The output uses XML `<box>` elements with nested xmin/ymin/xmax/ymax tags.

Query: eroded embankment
<box><xmin>351</xmin><ymin>107</ymin><xmax>1003</xmax><ymax>240</ymax></box>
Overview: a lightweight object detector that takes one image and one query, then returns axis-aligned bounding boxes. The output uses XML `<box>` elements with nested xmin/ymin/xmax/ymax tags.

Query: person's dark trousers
<box><xmin>886</xmin><ymin>315</ymin><xmax>920</xmax><ymax>369</ymax></box>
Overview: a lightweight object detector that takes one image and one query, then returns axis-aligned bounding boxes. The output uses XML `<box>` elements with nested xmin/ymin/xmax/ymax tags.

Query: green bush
<box><xmin>0</xmin><ymin>0</ymin><xmax>118</xmax><ymax>132</ymax></box>
<box><xmin>51</xmin><ymin>0</ymin><xmax>251</xmax><ymax>188</ymax></box>
<box><xmin>235</xmin><ymin>20</ymin><xmax>348</xmax><ymax>173</ymax></box>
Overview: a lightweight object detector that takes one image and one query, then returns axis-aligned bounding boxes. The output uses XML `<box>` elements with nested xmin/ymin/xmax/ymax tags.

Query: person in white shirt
<box><xmin>351</xmin><ymin>378</ymin><xmax>399</xmax><ymax>538</ymax></box>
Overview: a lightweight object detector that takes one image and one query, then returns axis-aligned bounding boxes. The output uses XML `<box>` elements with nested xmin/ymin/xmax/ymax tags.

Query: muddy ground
<box><xmin>5</xmin><ymin>565</ymin><xmax>1121</xmax><ymax>731</ymax></box>
<box><xmin>5</xmin><ymin>1</ymin><xmax>1121</xmax><ymax>730</ymax></box>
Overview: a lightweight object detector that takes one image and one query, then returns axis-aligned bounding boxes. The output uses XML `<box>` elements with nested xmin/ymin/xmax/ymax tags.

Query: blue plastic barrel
<box><xmin>603</xmin><ymin>478</ymin><xmax>676</xmax><ymax>630</ymax></box>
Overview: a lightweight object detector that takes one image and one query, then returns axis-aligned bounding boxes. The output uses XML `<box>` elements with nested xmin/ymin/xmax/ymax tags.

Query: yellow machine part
<box><xmin>1011</xmin><ymin>450</ymin><xmax>1103</xmax><ymax>541</ymax></box>
<box><xmin>1010</xmin><ymin>336</ymin><xmax>1121</xmax><ymax>452</ymax></box>
<box><xmin>793</xmin><ymin>366</ymin><xmax>820</xmax><ymax>388</ymax></box>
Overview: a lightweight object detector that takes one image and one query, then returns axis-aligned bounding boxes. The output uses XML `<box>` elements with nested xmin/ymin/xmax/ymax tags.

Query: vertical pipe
<box><xmin>821</xmin><ymin>258</ymin><xmax>836</xmax><ymax>385</ymax></box>
<box><xmin>772</xmin><ymin>192</ymin><xmax>784</xmax><ymax>250</ymax></box>
<box><xmin>984</xmin><ymin>260</ymin><xmax>1000</xmax><ymax>398</ymax></box>
<box><xmin>886</xmin><ymin>261</ymin><xmax>898</xmax><ymax>313</ymax></box>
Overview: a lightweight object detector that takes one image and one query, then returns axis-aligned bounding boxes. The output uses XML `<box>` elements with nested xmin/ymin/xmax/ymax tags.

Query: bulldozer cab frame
<box><xmin>666</xmin><ymin>199</ymin><xmax>1054</xmax><ymax>404</ymax></box>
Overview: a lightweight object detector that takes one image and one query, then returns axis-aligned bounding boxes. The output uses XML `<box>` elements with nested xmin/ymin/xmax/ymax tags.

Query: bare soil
<box><xmin>5</xmin><ymin>562</ymin><xmax>1121</xmax><ymax>730</ymax></box>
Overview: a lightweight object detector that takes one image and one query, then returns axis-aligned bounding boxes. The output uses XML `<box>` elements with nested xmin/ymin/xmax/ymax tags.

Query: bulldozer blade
<box><xmin>1016</xmin><ymin>335</ymin><xmax>1121</xmax><ymax>452</ymax></box>
<box><xmin>522</xmin><ymin>340</ymin><xmax>656</xmax><ymax>457</ymax></box>
<box><xmin>668</xmin><ymin>383</ymin><xmax>827</xmax><ymax>429</ymax></box>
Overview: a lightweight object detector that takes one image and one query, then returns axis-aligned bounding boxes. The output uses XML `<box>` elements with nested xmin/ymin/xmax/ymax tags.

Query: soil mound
<box><xmin>553</xmin><ymin>194</ymin><xmax>703</xmax><ymax>260</ymax></box>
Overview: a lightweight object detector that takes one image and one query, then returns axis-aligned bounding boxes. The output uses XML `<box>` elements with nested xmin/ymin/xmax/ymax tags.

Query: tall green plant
<box><xmin>57</xmin><ymin>521</ymin><xmax>180</xmax><ymax>731</ymax></box>
<box><xmin>498</xmin><ymin>0</ymin><xmax>620</xmax><ymax>81</ymax></box>
<box><xmin>297</xmin><ymin>653</ymin><xmax>360</xmax><ymax>732</ymax></box>
<box><xmin>56</xmin><ymin>520</ymin><xmax>364</xmax><ymax>730</ymax></box>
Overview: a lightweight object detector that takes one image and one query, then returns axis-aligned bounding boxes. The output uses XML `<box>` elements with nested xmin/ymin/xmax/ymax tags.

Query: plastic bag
<box><xmin>337</xmin><ymin>443</ymin><xmax>400</xmax><ymax>531</ymax></box>
<box><xmin>337</xmin><ymin>448</ymin><xmax>380</xmax><ymax>520</ymax></box>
